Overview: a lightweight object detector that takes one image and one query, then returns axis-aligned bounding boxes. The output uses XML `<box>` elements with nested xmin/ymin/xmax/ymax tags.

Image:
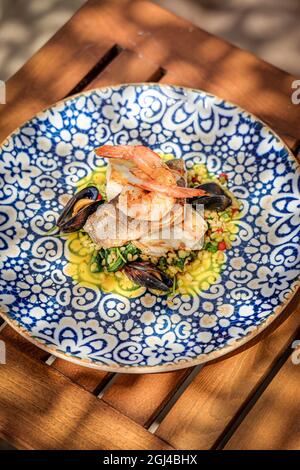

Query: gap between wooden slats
<box><xmin>293</xmin><ymin>140</ymin><xmax>300</xmax><ymax>160</ymax></box>
<box><xmin>154</xmin><ymin>294</ymin><xmax>300</xmax><ymax>450</ymax></box>
<box><xmin>50</xmin><ymin>358</ymin><xmax>113</xmax><ymax>394</ymax></box>
<box><xmin>100</xmin><ymin>367</ymin><xmax>196</xmax><ymax>428</ymax></box>
<box><xmin>66</xmin><ymin>44</ymin><xmax>123</xmax><ymax>96</ymax></box>
<box><xmin>85</xmin><ymin>48</ymin><xmax>166</xmax><ymax>90</ymax></box>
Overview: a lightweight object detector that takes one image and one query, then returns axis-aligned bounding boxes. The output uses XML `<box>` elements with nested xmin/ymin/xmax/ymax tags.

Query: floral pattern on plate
<box><xmin>0</xmin><ymin>84</ymin><xmax>300</xmax><ymax>371</ymax></box>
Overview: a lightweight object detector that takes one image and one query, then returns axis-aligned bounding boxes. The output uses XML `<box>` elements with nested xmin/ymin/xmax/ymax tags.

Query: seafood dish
<box><xmin>3</xmin><ymin>82</ymin><xmax>299</xmax><ymax>371</ymax></box>
<box><xmin>54</xmin><ymin>145</ymin><xmax>241</xmax><ymax>295</ymax></box>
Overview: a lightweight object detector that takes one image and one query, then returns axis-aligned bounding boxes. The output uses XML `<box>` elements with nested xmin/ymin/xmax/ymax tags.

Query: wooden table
<box><xmin>0</xmin><ymin>0</ymin><xmax>300</xmax><ymax>450</ymax></box>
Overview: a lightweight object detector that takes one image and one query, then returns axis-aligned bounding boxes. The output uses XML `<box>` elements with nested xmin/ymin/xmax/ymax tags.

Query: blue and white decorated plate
<box><xmin>1</xmin><ymin>84</ymin><xmax>300</xmax><ymax>372</ymax></box>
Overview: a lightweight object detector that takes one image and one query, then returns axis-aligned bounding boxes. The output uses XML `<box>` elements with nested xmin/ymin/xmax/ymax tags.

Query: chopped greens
<box><xmin>204</xmin><ymin>241</ymin><xmax>218</xmax><ymax>253</ymax></box>
<box><xmin>90</xmin><ymin>243</ymin><xmax>141</xmax><ymax>273</ymax></box>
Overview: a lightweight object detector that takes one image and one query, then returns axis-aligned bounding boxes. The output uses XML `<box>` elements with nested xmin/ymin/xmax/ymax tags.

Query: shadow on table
<box><xmin>155</xmin><ymin>0</ymin><xmax>300</xmax><ymax>76</ymax></box>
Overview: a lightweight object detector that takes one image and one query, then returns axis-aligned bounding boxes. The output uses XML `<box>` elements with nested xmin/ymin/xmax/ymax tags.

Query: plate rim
<box><xmin>1</xmin><ymin>82</ymin><xmax>300</xmax><ymax>373</ymax></box>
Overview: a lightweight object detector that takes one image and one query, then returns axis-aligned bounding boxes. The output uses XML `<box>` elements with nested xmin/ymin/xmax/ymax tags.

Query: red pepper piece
<box><xmin>218</xmin><ymin>241</ymin><xmax>227</xmax><ymax>251</ymax></box>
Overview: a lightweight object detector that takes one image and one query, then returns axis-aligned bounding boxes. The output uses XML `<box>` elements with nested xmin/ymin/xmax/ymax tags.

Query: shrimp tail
<box><xmin>96</xmin><ymin>145</ymin><xmax>134</xmax><ymax>159</ymax></box>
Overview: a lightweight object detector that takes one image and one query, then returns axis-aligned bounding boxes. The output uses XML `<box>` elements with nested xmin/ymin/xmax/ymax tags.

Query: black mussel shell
<box><xmin>57</xmin><ymin>186</ymin><xmax>99</xmax><ymax>227</ymax></box>
<box><xmin>124</xmin><ymin>261</ymin><xmax>173</xmax><ymax>292</ymax></box>
<box><xmin>192</xmin><ymin>182</ymin><xmax>232</xmax><ymax>211</ymax></box>
<box><xmin>59</xmin><ymin>200</ymin><xmax>102</xmax><ymax>233</ymax></box>
<box><xmin>196</xmin><ymin>182</ymin><xmax>226</xmax><ymax>195</ymax></box>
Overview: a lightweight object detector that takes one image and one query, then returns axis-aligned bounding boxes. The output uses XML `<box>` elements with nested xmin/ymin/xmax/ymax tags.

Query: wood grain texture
<box><xmin>0</xmin><ymin>325</ymin><xmax>49</xmax><ymax>362</ymax></box>
<box><xmin>102</xmin><ymin>369</ymin><xmax>191</xmax><ymax>426</ymax></box>
<box><xmin>156</xmin><ymin>298</ymin><xmax>300</xmax><ymax>450</ymax></box>
<box><xmin>0</xmin><ymin>338</ymin><xmax>172</xmax><ymax>450</ymax></box>
<box><xmin>225</xmin><ymin>354</ymin><xmax>300</xmax><ymax>450</ymax></box>
<box><xmin>51</xmin><ymin>359</ymin><xmax>113</xmax><ymax>394</ymax></box>
<box><xmin>86</xmin><ymin>48</ymin><xmax>162</xmax><ymax>89</ymax></box>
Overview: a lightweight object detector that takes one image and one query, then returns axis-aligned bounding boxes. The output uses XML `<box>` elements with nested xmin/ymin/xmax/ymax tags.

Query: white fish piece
<box><xmin>133</xmin><ymin>205</ymin><xmax>207</xmax><ymax>256</ymax></box>
<box><xmin>84</xmin><ymin>201</ymin><xmax>154</xmax><ymax>248</ymax></box>
<box><xmin>105</xmin><ymin>160</ymin><xmax>124</xmax><ymax>202</ymax></box>
<box><xmin>84</xmin><ymin>200</ymin><xmax>186</xmax><ymax>250</ymax></box>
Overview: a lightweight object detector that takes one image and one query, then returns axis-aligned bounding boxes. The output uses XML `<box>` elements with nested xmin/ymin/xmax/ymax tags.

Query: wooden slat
<box><xmin>225</xmin><ymin>354</ymin><xmax>300</xmax><ymax>450</ymax></box>
<box><xmin>0</xmin><ymin>337</ymin><xmax>172</xmax><ymax>450</ymax></box>
<box><xmin>51</xmin><ymin>358</ymin><xmax>113</xmax><ymax>394</ymax></box>
<box><xmin>155</xmin><ymin>296</ymin><xmax>300</xmax><ymax>450</ymax></box>
<box><xmin>102</xmin><ymin>369</ymin><xmax>191</xmax><ymax>427</ymax></box>
<box><xmin>0</xmin><ymin>325</ymin><xmax>49</xmax><ymax>362</ymax></box>
<box><xmin>86</xmin><ymin>48</ymin><xmax>162</xmax><ymax>89</ymax></box>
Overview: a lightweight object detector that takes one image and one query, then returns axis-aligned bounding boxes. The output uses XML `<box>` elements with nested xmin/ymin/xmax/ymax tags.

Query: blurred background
<box><xmin>0</xmin><ymin>0</ymin><xmax>299</xmax><ymax>81</ymax></box>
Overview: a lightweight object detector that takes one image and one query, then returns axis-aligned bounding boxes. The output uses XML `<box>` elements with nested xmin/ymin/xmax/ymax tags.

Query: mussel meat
<box><xmin>124</xmin><ymin>261</ymin><xmax>173</xmax><ymax>292</ymax></box>
<box><xmin>57</xmin><ymin>186</ymin><xmax>103</xmax><ymax>233</ymax></box>
<box><xmin>191</xmin><ymin>182</ymin><xmax>232</xmax><ymax>211</ymax></box>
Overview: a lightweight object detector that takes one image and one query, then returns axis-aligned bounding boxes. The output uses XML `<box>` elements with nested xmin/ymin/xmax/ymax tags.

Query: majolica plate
<box><xmin>1</xmin><ymin>84</ymin><xmax>300</xmax><ymax>372</ymax></box>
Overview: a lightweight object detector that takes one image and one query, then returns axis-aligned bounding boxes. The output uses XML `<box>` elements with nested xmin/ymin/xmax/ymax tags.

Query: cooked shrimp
<box><xmin>96</xmin><ymin>145</ymin><xmax>169</xmax><ymax>177</ymax></box>
<box><xmin>96</xmin><ymin>145</ymin><xmax>206</xmax><ymax>198</ymax></box>
<box><xmin>117</xmin><ymin>187</ymin><xmax>175</xmax><ymax>222</ymax></box>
